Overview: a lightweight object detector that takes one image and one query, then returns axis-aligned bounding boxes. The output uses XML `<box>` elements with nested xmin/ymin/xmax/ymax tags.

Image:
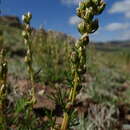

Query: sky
<box><xmin>1</xmin><ymin>0</ymin><xmax>130</xmax><ymax>42</ymax></box>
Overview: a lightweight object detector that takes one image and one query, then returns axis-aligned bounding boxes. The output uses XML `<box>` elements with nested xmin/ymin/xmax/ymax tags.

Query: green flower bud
<box><xmin>76</xmin><ymin>8</ymin><xmax>82</xmax><ymax>17</ymax></box>
<box><xmin>78</xmin><ymin>46</ymin><xmax>82</xmax><ymax>52</ymax></box>
<box><xmin>24</xmin><ymin>56</ymin><xmax>28</xmax><ymax>63</ymax></box>
<box><xmin>22</xmin><ymin>12</ymin><xmax>32</xmax><ymax>24</ymax></box>
<box><xmin>81</xmin><ymin>10</ymin><xmax>86</xmax><ymax>18</ymax></box>
<box><xmin>97</xmin><ymin>2</ymin><xmax>106</xmax><ymax>14</ymax></box>
<box><xmin>22</xmin><ymin>15</ymin><xmax>30</xmax><ymax>24</ymax></box>
<box><xmin>22</xmin><ymin>31</ymin><xmax>28</xmax><ymax>39</ymax></box>
<box><xmin>77</xmin><ymin>8</ymin><xmax>86</xmax><ymax>18</ymax></box>
<box><xmin>84</xmin><ymin>7</ymin><xmax>94</xmax><ymax>21</ymax></box>
<box><xmin>79</xmin><ymin>1</ymin><xmax>86</xmax><ymax>10</ymax></box>
<box><xmin>81</xmin><ymin>19</ymin><xmax>98</xmax><ymax>33</ymax></box>
<box><xmin>24</xmin><ymin>56</ymin><xmax>31</xmax><ymax>64</ymax></box>
<box><xmin>75</xmin><ymin>41</ymin><xmax>80</xmax><ymax>48</ymax></box>
<box><xmin>27</xmin><ymin>49</ymin><xmax>31</xmax><ymax>55</ymax></box>
<box><xmin>27</xmin><ymin>12</ymin><xmax>32</xmax><ymax>20</ymax></box>
<box><xmin>84</xmin><ymin>0</ymin><xmax>92</xmax><ymax>7</ymax></box>
<box><xmin>78</xmin><ymin>47</ymin><xmax>83</xmax><ymax>57</ymax></box>
<box><xmin>24</xmin><ymin>39</ymin><xmax>28</xmax><ymax>45</ymax></box>
<box><xmin>79</xmin><ymin>21</ymin><xmax>94</xmax><ymax>34</ymax></box>
<box><xmin>78</xmin><ymin>21</ymin><xmax>86</xmax><ymax>34</ymax></box>
<box><xmin>71</xmin><ymin>51</ymin><xmax>78</xmax><ymax>64</ymax></box>
<box><xmin>3</xmin><ymin>63</ymin><xmax>7</xmax><ymax>68</ymax></box>
<box><xmin>22</xmin><ymin>14</ymin><xmax>26</xmax><ymax>22</ymax></box>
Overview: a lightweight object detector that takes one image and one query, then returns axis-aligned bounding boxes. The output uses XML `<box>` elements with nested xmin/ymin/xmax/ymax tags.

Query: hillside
<box><xmin>0</xmin><ymin>15</ymin><xmax>130</xmax><ymax>55</ymax></box>
<box><xmin>0</xmin><ymin>16</ymin><xmax>75</xmax><ymax>56</ymax></box>
<box><xmin>95</xmin><ymin>41</ymin><xmax>130</xmax><ymax>52</ymax></box>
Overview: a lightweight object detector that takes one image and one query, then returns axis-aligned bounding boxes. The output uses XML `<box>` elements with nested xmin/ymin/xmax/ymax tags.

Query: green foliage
<box><xmin>32</xmin><ymin>31</ymin><xmax>71</xmax><ymax>84</ymax></box>
<box><xmin>12</xmin><ymin>98</ymin><xmax>38</xmax><ymax>130</ymax></box>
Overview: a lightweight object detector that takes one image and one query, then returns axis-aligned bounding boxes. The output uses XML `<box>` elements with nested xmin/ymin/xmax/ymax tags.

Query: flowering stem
<box><xmin>61</xmin><ymin>0</ymin><xmax>105</xmax><ymax>129</ymax></box>
<box><xmin>22</xmin><ymin>12</ymin><xmax>36</xmax><ymax>104</ymax></box>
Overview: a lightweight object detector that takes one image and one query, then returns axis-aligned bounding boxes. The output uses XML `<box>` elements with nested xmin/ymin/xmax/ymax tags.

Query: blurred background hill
<box><xmin>0</xmin><ymin>15</ymin><xmax>130</xmax><ymax>55</ymax></box>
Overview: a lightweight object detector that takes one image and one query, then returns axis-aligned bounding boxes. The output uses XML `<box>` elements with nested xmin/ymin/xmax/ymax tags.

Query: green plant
<box><xmin>22</xmin><ymin>12</ymin><xmax>36</xmax><ymax>104</ymax></box>
<box><xmin>61</xmin><ymin>0</ymin><xmax>105</xmax><ymax>129</ymax></box>
<box><xmin>13</xmin><ymin>97</ymin><xmax>38</xmax><ymax>130</ymax></box>
<box><xmin>0</xmin><ymin>49</ymin><xmax>8</xmax><ymax>130</ymax></box>
<box><xmin>11</xmin><ymin>12</ymin><xmax>39</xmax><ymax>130</ymax></box>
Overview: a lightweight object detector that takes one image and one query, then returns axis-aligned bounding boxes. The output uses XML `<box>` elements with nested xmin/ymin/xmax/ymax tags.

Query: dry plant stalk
<box><xmin>61</xmin><ymin>0</ymin><xmax>105</xmax><ymax>129</ymax></box>
<box><xmin>22</xmin><ymin>12</ymin><xmax>36</xmax><ymax>104</ymax></box>
<box><xmin>0</xmin><ymin>49</ymin><xmax>8</xmax><ymax>130</ymax></box>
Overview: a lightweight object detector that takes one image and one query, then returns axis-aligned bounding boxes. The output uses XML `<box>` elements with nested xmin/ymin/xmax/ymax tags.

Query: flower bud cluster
<box><xmin>22</xmin><ymin>12</ymin><xmax>33</xmax><ymax>76</ymax></box>
<box><xmin>70</xmin><ymin>0</ymin><xmax>106</xmax><ymax>103</ymax></box>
